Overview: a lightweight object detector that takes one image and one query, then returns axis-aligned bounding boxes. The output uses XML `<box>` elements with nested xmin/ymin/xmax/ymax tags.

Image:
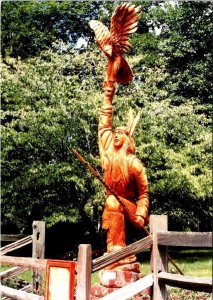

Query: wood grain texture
<box><xmin>150</xmin><ymin>215</ymin><xmax>168</xmax><ymax>300</ymax></box>
<box><xmin>100</xmin><ymin>273</ymin><xmax>153</xmax><ymax>300</ymax></box>
<box><xmin>76</xmin><ymin>244</ymin><xmax>92</xmax><ymax>300</ymax></box>
<box><xmin>0</xmin><ymin>285</ymin><xmax>43</xmax><ymax>300</ymax></box>
<box><xmin>158</xmin><ymin>272</ymin><xmax>212</xmax><ymax>293</ymax></box>
<box><xmin>32</xmin><ymin>221</ymin><xmax>45</xmax><ymax>295</ymax></box>
<box><xmin>0</xmin><ymin>256</ymin><xmax>47</xmax><ymax>270</ymax></box>
<box><xmin>0</xmin><ymin>266</ymin><xmax>29</xmax><ymax>280</ymax></box>
<box><xmin>0</xmin><ymin>236</ymin><xmax>32</xmax><ymax>255</ymax></box>
<box><xmin>92</xmin><ymin>235</ymin><xmax>153</xmax><ymax>272</ymax></box>
<box><xmin>157</xmin><ymin>231</ymin><xmax>212</xmax><ymax>247</ymax></box>
<box><xmin>1</xmin><ymin>234</ymin><xmax>28</xmax><ymax>242</ymax></box>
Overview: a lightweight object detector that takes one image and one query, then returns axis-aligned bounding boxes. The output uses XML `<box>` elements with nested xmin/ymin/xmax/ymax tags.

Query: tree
<box><xmin>1</xmin><ymin>48</ymin><xmax>104</xmax><ymax>232</ymax></box>
<box><xmin>133</xmin><ymin>1</ymin><xmax>212</xmax><ymax>230</ymax></box>
<box><xmin>156</xmin><ymin>1</ymin><xmax>213</xmax><ymax>106</ymax></box>
<box><xmin>1</xmin><ymin>1</ymin><xmax>114</xmax><ymax>59</ymax></box>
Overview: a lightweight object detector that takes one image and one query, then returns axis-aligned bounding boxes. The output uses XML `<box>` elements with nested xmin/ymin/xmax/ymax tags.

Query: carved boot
<box><xmin>102</xmin><ymin>210</ymin><xmax>137</xmax><ymax>266</ymax></box>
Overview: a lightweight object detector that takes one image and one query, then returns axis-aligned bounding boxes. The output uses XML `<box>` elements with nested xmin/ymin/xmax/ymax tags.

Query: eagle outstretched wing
<box><xmin>89</xmin><ymin>3</ymin><xmax>141</xmax><ymax>57</ymax></box>
<box><xmin>89</xmin><ymin>3</ymin><xmax>141</xmax><ymax>84</ymax></box>
<box><xmin>110</xmin><ymin>3</ymin><xmax>141</xmax><ymax>54</ymax></box>
<box><xmin>89</xmin><ymin>20</ymin><xmax>112</xmax><ymax>56</ymax></box>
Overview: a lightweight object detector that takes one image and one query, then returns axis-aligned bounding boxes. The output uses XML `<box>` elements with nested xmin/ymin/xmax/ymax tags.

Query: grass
<box><xmin>1</xmin><ymin>268</ymin><xmax>33</xmax><ymax>289</ymax></box>
<box><xmin>167</xmin><ymin>248</ymin><xmax>212</xmax><ymax>277</ymax></box>
<box><xmin>91</xmin><ymin>248</ymin><xmax>212</xmax><ymax>284</ymax></box>
<box><xmin>0</xmin><ymin>267</ymin><xmax>33</xmax><ymax>282</ymax></box>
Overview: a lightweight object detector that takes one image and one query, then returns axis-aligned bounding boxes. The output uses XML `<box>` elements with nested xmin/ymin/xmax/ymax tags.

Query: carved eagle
<box><xmin>89</xmin><ymin>3</ymin><xmax>141</xmax><ymax>84</ymax></box>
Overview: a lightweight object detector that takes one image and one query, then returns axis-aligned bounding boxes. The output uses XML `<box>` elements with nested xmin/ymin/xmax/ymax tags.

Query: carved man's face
<box><xmin>114</xmin><ymin>129</ymin><xmax>128</xmax><ymax>149</ymax></box>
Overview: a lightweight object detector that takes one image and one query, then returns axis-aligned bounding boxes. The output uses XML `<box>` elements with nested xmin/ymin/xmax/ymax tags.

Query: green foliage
<box><xmin>1</xmin><ymin>1</ymin><xmax>112</xmax><ymax>59</ymax></box>
<box><xmin>1</xmin><ymin>49</ymin><xmax>104</xmax><ymax>230</ymax></box>
<box><xmin>155</xmin><ymin>2</ymin><xmax>213</xmax><ymax>105</ymax></box>
<box><xmin>127</xmin><ymin>65</ymin><xmax>211</xmax><ymax>231</ymax></box>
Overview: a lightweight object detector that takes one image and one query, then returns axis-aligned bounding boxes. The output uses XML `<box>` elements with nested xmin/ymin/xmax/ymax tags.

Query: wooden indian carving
<box><xmin>90</xmin><ymin>3</ymin><xmax>149</xmax><ymax>257</ymax></box>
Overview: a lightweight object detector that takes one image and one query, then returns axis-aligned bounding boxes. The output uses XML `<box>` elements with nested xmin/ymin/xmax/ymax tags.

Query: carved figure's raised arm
<box><xmin>98</xmin><ymin>82</ymin><xmax>115</xmax><ymax>170</ymax></box>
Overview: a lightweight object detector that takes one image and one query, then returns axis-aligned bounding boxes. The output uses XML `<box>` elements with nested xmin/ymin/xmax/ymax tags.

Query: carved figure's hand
<box><xmin>137</xmin><ymin>206</ymin><xmax>149</xmax><ymax>225</ymax></box>
<box><xmin>134</xmin><ymin>216</ymin><xmax>145</xmax><ymax>228</ymax></box>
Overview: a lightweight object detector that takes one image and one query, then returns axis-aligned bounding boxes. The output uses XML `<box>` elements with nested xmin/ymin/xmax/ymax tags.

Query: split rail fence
<box><xmin>0</xmin><ymin>215</ymin><xmax>212</xmax><ymax>300</ymax></box>
<box><xmin>1</xmin><ymin>221</ymin><xmax>45</xmax><ymax>299</ymax></box>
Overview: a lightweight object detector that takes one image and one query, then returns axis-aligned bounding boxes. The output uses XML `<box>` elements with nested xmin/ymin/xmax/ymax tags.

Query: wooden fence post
<box><xmin>32</xmin><ymin>221</ymin><xmax>45</xmax><ymax>295</ymax></box>
<box><xmin>150</xmin><ymin>215</ymin><xmax>168</xmax><ymax>300</ymax></box>
<box><xmin>76</xmin><ymin>244</ymin><xmax>92</xmax><ymax>300</ymax></box>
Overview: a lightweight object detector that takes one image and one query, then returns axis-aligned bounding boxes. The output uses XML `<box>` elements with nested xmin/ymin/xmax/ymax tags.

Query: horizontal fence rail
<box><xmin>1</xmin><ymin>236</ymin><xmax>32</xmax><ymax>256</ymax></box>
<box><xmin>157</xmin><ymin>231</ymin><xmax>212</xmax><ymax>247</ymax></box>
<box><xmin>20</xmin><ymin>285</ymin><xmax>33</xmax><ymax>293</ymax></box>
<box><xmin>158</xmin><ymin>272</ymin><xmax>212</xmax><ymax>293</ymax></box>
<box><xmin>92</xmin><ymin>235</ymin><xmax>153</xmax><ymax>272</ymax></box>
<box><xmin>0</xmin><ymin>266</ymin><xmax>29</xmax><ymax>280</ymax></box>
<box><xmin>1</xmin><ymin>235</ymin><xmax>28</xmax><ymax>242</ymax></box>
<box><xmin>100</xmin><ymin>274</ymin><xmax>154</xmax><ymax>300</ymax></box>
<box><xmin>1</xmin><ymin>287</ymin><xmax>32</xmax><ymax>300</ymax></box>
<box><xmin>0</xmin><ymin>285</ymin><xmax>43</xmax><ymax>300</ymax></box>
<box><xmin>0</xmin><ymin>256</ymin><xmax>47</xmax><ymax>271</ymax></box>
